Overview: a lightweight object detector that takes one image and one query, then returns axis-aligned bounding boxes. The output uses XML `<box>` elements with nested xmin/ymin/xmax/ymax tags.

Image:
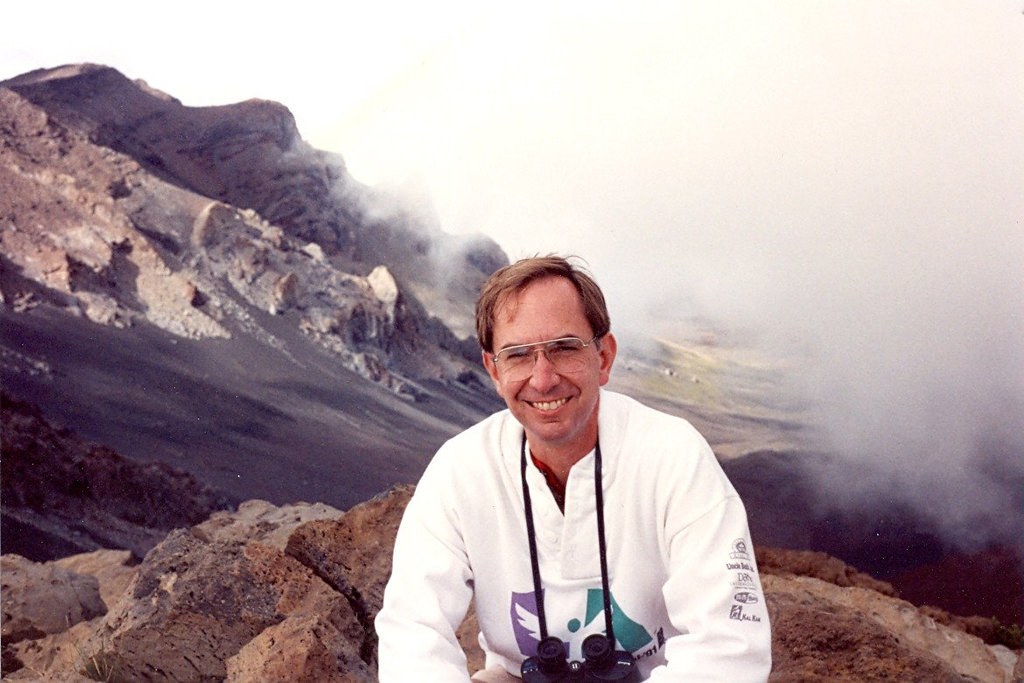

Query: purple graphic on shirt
<box><xmin>510</xmin><ymin>588</ymin><xmax>655</xmax><ymax>658</ymax></box>
<box><xmin>510</xmin><ymin>590</ymin><xmax>544</xmax><ymax>655</ymax></box>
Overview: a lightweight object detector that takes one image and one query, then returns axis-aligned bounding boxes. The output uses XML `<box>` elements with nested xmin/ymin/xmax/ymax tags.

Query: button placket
<box><xmin>527</xmin><ymin>466</ymin><xmax>563</xmax><ymax>555</ymax></box>
<box><xmin>560</xmin><ymin>462</ymin><xmax>599</xmax><ymax>579</ymax></box>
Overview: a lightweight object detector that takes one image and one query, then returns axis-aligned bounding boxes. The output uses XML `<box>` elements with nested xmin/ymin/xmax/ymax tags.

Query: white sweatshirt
<box><xmin>376</xmin><ymin>390</ymin><xmax>771</xmax><ymax>681</ymax></box>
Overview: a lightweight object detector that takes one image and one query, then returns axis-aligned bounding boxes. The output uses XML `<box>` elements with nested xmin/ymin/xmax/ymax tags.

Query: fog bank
<box><xmin>329</xmin><ymin>4</ymin><xmax>1024</xmax><ymax>549</ymax></box>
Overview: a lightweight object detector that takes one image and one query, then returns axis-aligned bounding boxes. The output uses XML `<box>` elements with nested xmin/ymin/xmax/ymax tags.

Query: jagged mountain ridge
<box><xmin>1</xmin><ymin>63</ymin><xmax>503</xmax><ymax>356</ymax></box>
<box><xmin>0</xmin><ymin>63</ymin><xmax>505</xmax><ymax>512</ymax></box>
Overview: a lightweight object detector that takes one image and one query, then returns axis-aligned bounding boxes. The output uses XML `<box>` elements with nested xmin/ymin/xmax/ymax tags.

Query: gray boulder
<box><xmin>0</xmin><ymin>554</ymin><xmax>106</xmax><ymax>643</ymax></box>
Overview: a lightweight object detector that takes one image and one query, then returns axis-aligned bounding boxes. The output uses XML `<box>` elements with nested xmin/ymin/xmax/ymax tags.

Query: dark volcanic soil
<box><xmin>886</xmin><ymin>544</ymin><xmax>1023</xmax><ymax>627</ymax></box>
<box><xmin>1</xmin><ymin>305</ymin><xmax>500</xmax><ymax>512</ymax></box>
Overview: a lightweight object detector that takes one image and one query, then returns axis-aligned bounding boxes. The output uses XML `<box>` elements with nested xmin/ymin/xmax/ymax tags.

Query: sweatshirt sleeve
<box><xmin>375</xmin><ymin>456</ymin><xmax>475</xmax><ymax>682</ymax></box>
<box><xmin>648</xmin><ymin>492</ymin><xmax>772</xmax><ymax>681</ymax></box>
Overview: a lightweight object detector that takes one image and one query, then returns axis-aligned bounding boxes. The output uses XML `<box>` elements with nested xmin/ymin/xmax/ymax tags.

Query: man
<box><xmin>376</xmin><ymin>256</ymin><xmax>772</xmax><ymax>680</ymax></box>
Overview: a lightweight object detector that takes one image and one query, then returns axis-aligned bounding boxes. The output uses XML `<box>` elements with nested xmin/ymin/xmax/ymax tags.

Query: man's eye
<box><xmin>550</xmin><ymin>341</ymin><xmax>581</xmax><ymax>354</ymax></box>
<box><xmin>504</xmin><ymin>349</ymin><xmax>531</xmax><ymax>361</ymax></box>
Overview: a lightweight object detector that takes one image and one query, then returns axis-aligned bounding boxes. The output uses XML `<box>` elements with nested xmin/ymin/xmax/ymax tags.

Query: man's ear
<box><xmin>482</xmin><ymin>349</ymin><xmax>502</xmax><ymax>391</ymax></box>
<box><xmin>597</xmin><ymin>332</ymin><xmax>617</xmax><ymax>386</ymax></box>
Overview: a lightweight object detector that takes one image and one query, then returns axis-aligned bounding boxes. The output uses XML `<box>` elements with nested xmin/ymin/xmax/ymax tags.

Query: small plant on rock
<box><xmin>77</xmin><ymin>642</ymin><xmax>127</xmax><ymax>683</ymax></box>
<box><xmin>991</xmin><ymin>618</ymin><xmax>1023</xmax><ymax>650</ymax></box>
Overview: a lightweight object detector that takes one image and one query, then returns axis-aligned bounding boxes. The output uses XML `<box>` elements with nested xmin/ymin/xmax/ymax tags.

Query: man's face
<box><xmin>482</xmin><ymin>276</ymin><xmax>616</xmax><ymax>461</ymax></box>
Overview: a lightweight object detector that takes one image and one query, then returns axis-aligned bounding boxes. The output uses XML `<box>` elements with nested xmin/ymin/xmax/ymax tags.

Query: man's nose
<box><xmin>528</xmin><ymin>349</ymin><xmax>561</xmax><ymax>389</ymax></box>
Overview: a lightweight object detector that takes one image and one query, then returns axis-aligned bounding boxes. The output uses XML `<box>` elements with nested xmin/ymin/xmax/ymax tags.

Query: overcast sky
<box><xmin>4</xmin><ymin>1</ymin><xmax>1023</xmax><ymax>542</ymax></box>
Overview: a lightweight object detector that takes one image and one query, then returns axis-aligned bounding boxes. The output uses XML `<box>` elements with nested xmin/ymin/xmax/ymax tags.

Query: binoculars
<box><xmin>521</xmin><ymin>634</ymin><xmax>639</xmax><ymax>682</ymax></box>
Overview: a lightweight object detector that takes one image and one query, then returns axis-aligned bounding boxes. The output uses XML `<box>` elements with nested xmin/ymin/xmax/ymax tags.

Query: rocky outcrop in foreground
<box><xmin>3</xmin><ymin>490</ymin><xmax>1020</xmax><ymax>682</ymax></box>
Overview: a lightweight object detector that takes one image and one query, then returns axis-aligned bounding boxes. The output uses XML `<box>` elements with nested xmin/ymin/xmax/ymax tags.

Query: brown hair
<box><xmin>475</xmin><ymin>255</ymin><xmax>611</xmax><ymax>352</ymax></box>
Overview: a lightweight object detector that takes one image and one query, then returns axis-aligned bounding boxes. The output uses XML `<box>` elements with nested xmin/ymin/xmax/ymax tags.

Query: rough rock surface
<box><xmin>226</xmin><ymin>610</ymin><xmax>372</xmax><ymax>682</ymax></box>
<box><xmin>193</xmin><ymin>498</ymin><xmax>345</xmax><ymax>551</ymax></box>
<box><xmin>0</xmin><ymin>554</ymin><xmax>106</xmax><ymax>642</ymax></box>
<box><xmin>92</xmin><ymin>530</ymin><xmax>368</xmax><ymax>681</ymax></box>
<box><xmin>52</xmin><ymin>550</ymin><xmax>137</xmax><ymax>614</ymax></box>
<box><xmin>764</xmin><ymin>574</ymin><xmax>1017</xmax><ymax>682</ymax></box>
<box><xmin>5</xmin><ymin>619</ymin><xmax>97</xmax><ymax>682</ymax></box>
<box><xmin>3</xmin><ymin>491</ymin><xmax>1019</xmax><ymax>682</ymax></box>
<box><xmin>284</xmin><ymin>491</ymin><xmax>404</xmax><ymax>663</ymax></box>
<box><xmin>756</xmin><ymin>546</ymin><xmax>898</xmax><ymax>596</ymax></box>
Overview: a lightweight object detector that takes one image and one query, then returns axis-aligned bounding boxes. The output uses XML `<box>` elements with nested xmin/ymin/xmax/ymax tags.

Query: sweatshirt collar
<box><xmin>501</xmin><ymin>389</ymin><xmax>622</xmax><ymax>494</ymax></box>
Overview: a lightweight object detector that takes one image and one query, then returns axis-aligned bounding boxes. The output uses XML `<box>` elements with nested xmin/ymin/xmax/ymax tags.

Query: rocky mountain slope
<box><xmin>1</xmin><ymin>64</ymin><xmax>505</xmax><ymax>513</ymax></box>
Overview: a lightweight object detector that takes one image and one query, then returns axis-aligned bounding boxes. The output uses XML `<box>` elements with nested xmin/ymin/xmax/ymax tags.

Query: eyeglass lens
<box><xmin>497</xmin><ymin>338</ymin><xmax>590</xmax><ymax>380</ymax></box>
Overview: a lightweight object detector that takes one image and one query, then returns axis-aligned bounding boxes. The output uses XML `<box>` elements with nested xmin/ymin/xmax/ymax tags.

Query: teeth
<box><xmin>531</xmin><ymin>398</ymin><xmax>568</xmax><ymax>411</ymax></box>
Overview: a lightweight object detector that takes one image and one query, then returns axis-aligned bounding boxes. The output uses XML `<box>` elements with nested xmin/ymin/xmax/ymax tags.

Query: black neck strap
<box><xmin>520</xmin><ymin>432</ymin><xmax>615</xmax><ymax>646</ymax></box>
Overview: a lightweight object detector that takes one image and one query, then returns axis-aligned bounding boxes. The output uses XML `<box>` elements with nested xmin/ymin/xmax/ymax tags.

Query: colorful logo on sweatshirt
<box><xmin>510</xmin><ymin>589</ymin><xmax>654</xmax><ymax>657</ymax></box>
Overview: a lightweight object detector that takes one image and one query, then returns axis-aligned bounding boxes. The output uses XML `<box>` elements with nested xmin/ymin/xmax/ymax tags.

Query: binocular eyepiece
<box><xmin>521</xmin><ymin>634</ymin><xmax>640</xmax><ymax>682</ymax></box>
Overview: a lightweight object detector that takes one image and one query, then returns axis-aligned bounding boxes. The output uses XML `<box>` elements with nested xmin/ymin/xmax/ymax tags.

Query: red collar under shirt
<box><xmin>530</xmin><ymin>453</ymin><xmax>566</xmax><ymax>512</ymax></box>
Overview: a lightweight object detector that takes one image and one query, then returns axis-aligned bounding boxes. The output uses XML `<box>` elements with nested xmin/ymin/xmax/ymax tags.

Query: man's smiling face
<box><xmin>482</xmin><ymin>276</ymin><xmax>616</xmax><ymax>463</ymax></box>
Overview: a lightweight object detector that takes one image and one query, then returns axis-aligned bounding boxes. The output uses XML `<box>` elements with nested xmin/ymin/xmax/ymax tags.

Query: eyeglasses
<box><xmin>491</xmin><ymin>335</ymin><xmax>601</xmax><ymax>381</ymax></box>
